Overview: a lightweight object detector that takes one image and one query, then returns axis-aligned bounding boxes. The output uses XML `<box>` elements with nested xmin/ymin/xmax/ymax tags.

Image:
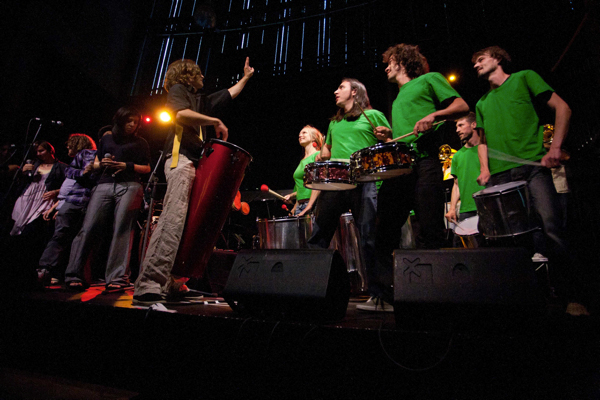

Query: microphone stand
<box><xmin>141</xmin><ymin>150</ymin><xmax>165</xmax><ymax>264</ymax></box>
<box><xmin>2</xmin><ymin>120</ymin><xmax>44</xmax><ymax>206</ymax></box>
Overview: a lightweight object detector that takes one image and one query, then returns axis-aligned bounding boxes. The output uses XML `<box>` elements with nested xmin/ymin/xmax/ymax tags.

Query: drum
<box><xmin>304</xmin><ymin>161</ymin><xmax>355</xmax><ymax>191</ymax></box>
<box><xmin>172</xmin><ymin>139</ymin><xmax>252</xmax><ymax>278</ymax></box>
<box><xmin>256</xmin><ymin>215</ymin><xmax>313</xmax><ymax>249</ymax></box>
<box><xmin>473</xmin><ymin>181</ymin><xmax>539</xmax><ymax>238</ymax></box>
<box><xmin>329</xmin><ymin>213</ymin><xmax>367</xmax><ymax>294</ymax></box>
<box><xmin>350</xmin><ymin>142</ymin><xmax>413</xmax><ymax>182</ymax></box>
<box><xmin>453</xmin><ymin>215</ymin><xmax>479</xmax><ymax>248</ymax></box>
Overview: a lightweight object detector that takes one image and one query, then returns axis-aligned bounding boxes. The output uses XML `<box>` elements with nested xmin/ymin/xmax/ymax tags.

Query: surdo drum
<box><xmin>473</xmin><ymin>181</ymin><xmax>539</xmax><ymax>239</ymax></box>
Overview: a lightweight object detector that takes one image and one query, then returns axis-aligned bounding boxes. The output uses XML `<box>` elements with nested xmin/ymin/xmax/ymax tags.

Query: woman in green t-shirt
<box><xmin>284</xmin><ymin>125</ymin><xmax>323</xmax><ymax>216</ymax></box>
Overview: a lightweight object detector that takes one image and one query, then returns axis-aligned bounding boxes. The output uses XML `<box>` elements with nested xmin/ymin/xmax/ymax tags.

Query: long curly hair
<box><xmin>330</xmin><ymin>78</ymin><xmax>372</xmax><ymax>122</ymax></box>
<box><xmin>383</xmin><ymin>44</ymin><xmax>430</xmax><ymax>79</ymax></box>
<box><xmin>164</xmin><ymin>59</ymin><xmax>202</xmax><ymax>91</ymax></box>
<box><xmin>67</xmin><ymin>133</ymin><xmax>97</xmax><ymax>153</ymax></box>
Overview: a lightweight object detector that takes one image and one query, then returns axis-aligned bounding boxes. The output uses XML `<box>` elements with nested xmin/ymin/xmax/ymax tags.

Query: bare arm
<box><xmin>414</xmin><ymin>97</ymin><xmax>470</xmax><ymax>134</ymax></box>
<box><xmin>541</xmin><ymin>92</ymin><xmax>571</xmax><ymax>168</ymax></box>
<box><xmin>317</xmin><ymin>144</ymin><xmax>332</xmax><ymax>161</ymax></box>
<box><xmin>228</xmin><ymin>57</ymin><xmax>254</xmax><ymax>99</ymax></box>
<box><xmin>176</xmin><ymin>109</ymin><xmax>228</xmax><ymax>141</ymax></box>
<box><xmin>445</xmin><ymin>179</ymin><xmax>460</xmax><ymax>223</ymax></box>
<box><xmin>476</xmin><ymin>130</ymin><xmax>490</xmax><ymax>186</ymax></box>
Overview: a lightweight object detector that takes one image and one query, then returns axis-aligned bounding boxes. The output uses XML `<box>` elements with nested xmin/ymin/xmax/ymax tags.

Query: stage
<box><xmin>1</xmin><ymin>280</ymin><xmax>599</xmax><ymax>400</ymax></box>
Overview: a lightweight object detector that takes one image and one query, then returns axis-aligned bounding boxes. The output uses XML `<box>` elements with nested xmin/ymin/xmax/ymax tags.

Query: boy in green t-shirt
<box><xmin>472</xmin><ymin>46</ymin><xmax>586</xmax><ymax>316</ymax></box>
<box><xmin>362</xmin><ymin>44</ymin><xmax>469</xmax><ymax>312</ymax></box>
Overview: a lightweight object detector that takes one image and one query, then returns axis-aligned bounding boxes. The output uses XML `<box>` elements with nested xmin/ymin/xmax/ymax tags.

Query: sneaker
<box><xmin>132</xmin><ymin>293</ymin><xmax>166</xmax><ymax>306</ymax></box>
<box><xmin>50</xmin><ymin>278</ymin><xmax>60</xmax><ymax>285</ymax></box>
<box><xmin>166</xmin><ymin>285</ymin><xmax>205</xmax><ymax>302</ymax></box>
<box><xmin>356</xmin><ymin>296</ymin><xmax>394</xmax><ymax>312</ymax></box>
<box><xmin>532</xmin><ymin>253</ymin><xmax>548</xmax><ymax>262</ymax></box>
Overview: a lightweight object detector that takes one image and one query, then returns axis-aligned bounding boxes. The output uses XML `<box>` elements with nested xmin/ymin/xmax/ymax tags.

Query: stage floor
<box><xmin>1</xmin><ymin>282</ymin><xmax>600</xmax><ymax>399</ymax></box>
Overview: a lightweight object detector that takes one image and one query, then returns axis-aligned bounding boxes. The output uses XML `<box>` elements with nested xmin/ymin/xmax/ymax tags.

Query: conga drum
<box><xmin>172</xmin><ymin>139</ymin><xmax>252</xmax><ymax>278</ymax></box>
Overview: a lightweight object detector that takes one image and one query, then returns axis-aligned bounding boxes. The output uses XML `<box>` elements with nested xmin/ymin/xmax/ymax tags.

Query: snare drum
<box><xmin>473</xmin><ymin>181</ymin><xmax>539</xmax><ymax>238</ymax></box>
<box><xmin>256</xmin><ymin>215</ymin><xmax>314</xmax><ymax>249</ymax></box>
<box><xmin>304</xmin><ymin>161</ymin><xmax>356</xmax><ymax>190</ymax></box>
<box><xmin>351</xmin><ymin>142</ymin><xmax>413</xmax><ymax>182</ymax></box>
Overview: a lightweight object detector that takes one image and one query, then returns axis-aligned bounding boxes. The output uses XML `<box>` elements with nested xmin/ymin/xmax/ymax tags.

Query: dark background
<box><xmin>1</xmin><ymin>0</ymin><xmax>598</xmax><ymax>190</ymax></box>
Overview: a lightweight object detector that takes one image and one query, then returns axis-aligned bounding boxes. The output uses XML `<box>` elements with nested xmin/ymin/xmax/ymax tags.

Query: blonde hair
<box><xmin>304</xmin><ymin>125</ymin><xmax>324</xmax><ymax>150</ymax></box>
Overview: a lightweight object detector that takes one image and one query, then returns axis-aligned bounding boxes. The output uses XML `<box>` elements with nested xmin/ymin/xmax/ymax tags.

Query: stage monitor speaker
<box><xmin>223</xmin><ymin>249</ymin><xmax>349</xmax><ymax>321</ymax></box>
<box><xmin>393</xmin><ymin>248</ymin><xmax>544</xmax><ymax>327</ymax></box>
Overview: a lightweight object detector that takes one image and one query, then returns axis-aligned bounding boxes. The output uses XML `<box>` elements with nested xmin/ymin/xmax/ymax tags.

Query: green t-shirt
<box><xmin>293</xmin><ymin>152</ymin><xmax>318</xmax><ymax>200</ymax></box>
<box><xmin>450</xmin><ymin>145</ymin><xmax>485</xmax><ymax>213</ymax></box>
<box><xmin>392</xmin><ymin>72</ymin><xmax>461</xmax><ymax>157</ymax></box>
<box><xmin>326</xmin><ymin>109</ymin><xmax>390</xmax><ymax>160</ymax></box>
<box><xmin>475</xmin><ymin>70</ymin><xmax>553</xmax><ymax>175</ymax></box>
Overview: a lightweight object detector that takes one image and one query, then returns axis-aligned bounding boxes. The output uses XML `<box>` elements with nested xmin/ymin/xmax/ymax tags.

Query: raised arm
<box><xmin>228</xmin><ymin>57</ymin><xmax>254</xmax><ymax>99</ymax></box>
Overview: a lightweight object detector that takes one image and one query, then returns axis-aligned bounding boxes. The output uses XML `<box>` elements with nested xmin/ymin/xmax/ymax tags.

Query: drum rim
<box><xmin>308</xmin><ymin>160</ymin><xmax>351</xmax><ymax>167</ymax></box>
<box><xmin>473</xmin><ymin>180</ymin><xmax>528</xmax><ymax>197</ymax></box>
<box><xmin>206</xmin><ymin>138</ymin><xmax>252</xmax><ymax>159</ymax></box>
<box><xmin>256</xmin><ymin>215</ymin><xmax>313</xmax><ymax>223</ymax></box>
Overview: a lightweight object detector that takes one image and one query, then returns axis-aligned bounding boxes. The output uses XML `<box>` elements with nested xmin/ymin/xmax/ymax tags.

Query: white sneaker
<box><xmin>532</xmin><ymin>253</ymin><xmax>548</xmax><ymax>262</ymax></box>
<box><xmin>356</xmin><ymin>297</ymin><xmax>394</xmax><ymax>312</ymax></box>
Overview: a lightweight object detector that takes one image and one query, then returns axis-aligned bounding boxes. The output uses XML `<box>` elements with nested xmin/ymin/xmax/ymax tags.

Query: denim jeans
<box><xmin>308</xmin><ymin>182</ymin><xmax>377</xmax><ymax>294</ymax></box>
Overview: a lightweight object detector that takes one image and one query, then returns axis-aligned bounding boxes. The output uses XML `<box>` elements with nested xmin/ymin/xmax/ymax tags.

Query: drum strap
<box><xmin>170</xmin><ymin>123</ymin><xmax>202</xmax><ymax>169</ymax></box>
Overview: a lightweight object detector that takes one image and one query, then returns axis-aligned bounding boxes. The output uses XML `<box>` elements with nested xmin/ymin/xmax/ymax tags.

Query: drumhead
<box><xmin>311</xmin><ymin>161</ymin><xmax>350</xmax><ymax>167</ymax></box>
<box><xmin>473</xmin><ymin>180</ymin><xmax>527</xmax><ymax>197</ymax></box>
<box><xmin>454</xmin><ymin>215</ymin><xmax>479</xmax><ymax>236</ymax></box>
<box><xmin>306</xmin><ymin>182</ymin><xmax>357</xmax><ymax>190</ymax></box>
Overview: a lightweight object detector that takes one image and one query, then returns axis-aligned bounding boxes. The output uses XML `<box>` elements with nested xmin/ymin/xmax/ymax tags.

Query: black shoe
<box><xmin>166</xmin><ymin>285</ymin><xmax>205</xmax><ymax>303</ymax></box>
<box><xmin>132</xmin><ymin>293</ymin><xmax>166</xmax><ymax>306</ymax></box>
<box><xmin>66</xmin><ymin>281</ymin><xmax>87</xmax><ymax>292</ymax></box>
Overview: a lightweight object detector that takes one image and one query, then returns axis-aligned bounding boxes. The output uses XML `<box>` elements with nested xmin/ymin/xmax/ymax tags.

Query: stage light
<box><xmin>159</xmin><ymin>111</ymin><xmax>172</xmax><ymax>123</ymax></box>
<box><xmin>448</xmin><ymin>74</ymin><xmax>457</xmax><ymax>82</ymax></box>
<box><xmin>144</xmin><ymin>116</ymin><xmax>152</xmax><ymax>123</ymax></box>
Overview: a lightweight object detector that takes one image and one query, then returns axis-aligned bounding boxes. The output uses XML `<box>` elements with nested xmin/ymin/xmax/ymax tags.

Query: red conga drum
<box><xmin>172</xmin><ymin>139</ymin><xmax>252</xmax><ymax>278</ymax></box>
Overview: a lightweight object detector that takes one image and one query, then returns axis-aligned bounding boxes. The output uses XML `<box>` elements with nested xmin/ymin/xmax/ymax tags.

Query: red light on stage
<box><xmin>144</xmin><ymin>116</ymin><xmax>152</xmax><ymax>123</ymax></box>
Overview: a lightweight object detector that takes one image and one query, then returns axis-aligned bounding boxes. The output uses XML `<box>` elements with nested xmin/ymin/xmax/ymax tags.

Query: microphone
<box><xmin>34</xmin><ymin>118</ymin><xmax>63</xmax><ymax>126</ymax></box>
<box><xmin>25</xmin><ymin>159</ymin><xmax>34</xmax><ymax>177</ymax></box>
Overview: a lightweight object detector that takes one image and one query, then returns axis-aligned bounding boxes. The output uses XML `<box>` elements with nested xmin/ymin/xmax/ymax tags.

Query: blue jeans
<box><xmin>308</xmin><ymin>182</ymin><xmax>377</xmax><ymax>294</ymax></box>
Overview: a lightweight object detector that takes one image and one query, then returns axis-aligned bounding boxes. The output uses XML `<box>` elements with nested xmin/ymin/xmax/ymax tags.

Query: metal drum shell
<box><xmin>256</xmin><ymin>216</ymin><xmax>314</xmax><ymax>249</ymax></box>
<box><xmin>473</xmin><ymin>181</ymin><xmax>539</xmax><ymax>239</ymax></box>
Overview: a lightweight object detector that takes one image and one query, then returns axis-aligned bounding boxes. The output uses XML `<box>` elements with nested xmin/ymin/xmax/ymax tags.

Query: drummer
<box><xmin>308</xmin><ymin>78</ymin><xmax>390</xmax><ymax>302</ymax></box>
<box><xmin>133</xmin><ymin>57</ymin><xmax>254</xmax><ymax>305</ymax></box>
<box><xmin>283</xmin><ymin>125</ymin><xmax>324</xmax><ymax>217</ymax></box>
<box><xmin>366</xmin><ymin>44</ymin><xmax>469</xmax><ymax>312</ymax></box>
<box><xmin>471</xmin><ymin>46</ymin><xmax>587</xmax><ymax>315</ymax></box>
<box><xmin>444</xmin><ymin>112</ymin><xmax>485</xmax><ymax>247</ymax></box>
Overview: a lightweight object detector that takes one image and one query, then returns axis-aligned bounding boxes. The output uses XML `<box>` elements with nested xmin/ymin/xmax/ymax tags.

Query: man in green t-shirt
<box><xmin>308</xmin><ymin>78</ymin><xmax>390</xmax><ymax>305</ymax></box>
<box><xmin>445</xmin><ymin>112</ymin><xmax>484</xmax><ymax>224</ymax></box>
<box><xmin>472</xmin><ymin>46</ymin><xmax>586</xmax><ymax>316</ymax></box>
<box><xmin>364</xmin><ymin>44</ymin><xmax>469</xmax><ymax>311</ymax></box>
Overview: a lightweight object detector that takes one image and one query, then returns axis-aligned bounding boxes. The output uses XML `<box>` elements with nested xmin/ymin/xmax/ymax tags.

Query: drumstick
<box><xmin>389</xmin><ymin>121</ymin><xmax>445</xmax><ymax>143</ymax></box>
<box><xmin>260</xmin><ymin>184</ymin><xmax>287</xmax><ymax>201</ymax></box>
<box><xmin>355</xmin><ymin>102</ymin><xmax>377</xmax><ymax>131</ymax></box>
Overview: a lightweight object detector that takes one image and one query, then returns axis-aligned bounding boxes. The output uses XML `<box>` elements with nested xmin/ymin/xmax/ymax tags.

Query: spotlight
<box><xmin>144</xmin><ymin>116</ymin><xmax>152</xmax><ymax>123</ymax></box>
<box><xmin>159</xmin><ymin>111</ymin><xmax>172</xmax><ymax>123</ymax></box>
<box><xmin>448</xmin><ymin>74</ymin><xmax>457</xmax><ymax>82</ymax></box>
